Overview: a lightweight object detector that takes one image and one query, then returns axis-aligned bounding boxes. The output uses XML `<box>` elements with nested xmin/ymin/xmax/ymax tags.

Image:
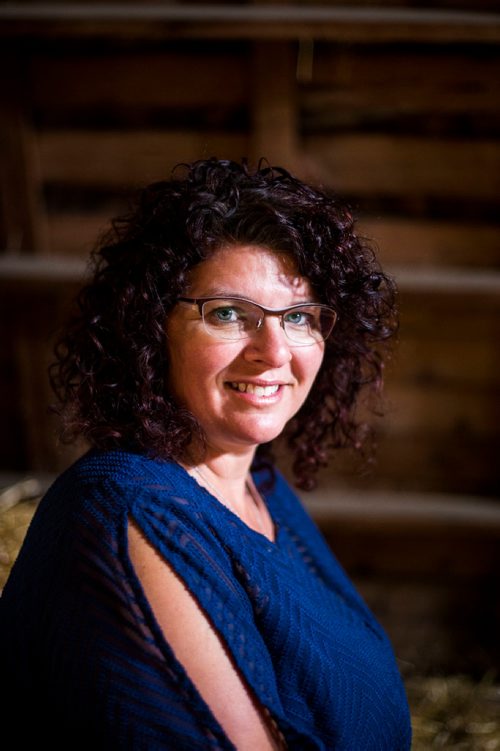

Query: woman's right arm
<box><xmin>128</xmin><ymin>520</ymin><xmax>285</xmax><ymax>750</ymax></box>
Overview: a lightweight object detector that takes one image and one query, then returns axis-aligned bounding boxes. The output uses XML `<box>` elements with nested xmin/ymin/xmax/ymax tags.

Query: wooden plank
<box><xmin>31</xmin><ymin>51</ymin><xmax>247</xmax><ymax>110</ymax></box>
<box><xmin>398</xmin><ymin>286</ymin><xmax>500</xmax><ymax>339</ymax></box>
<box><xmin>250</xmin><ymin>41</ymin><xmax>299</xmax><ymax>168</ymax></box>
<box><xmin>1</xmin><ymin>5</ymin><xmax>499</xmax><ymax>43</ymax></box>
<box><xmin>305</xmin><ymin>490</ymin><xmax>500</xmax><ymax>533</ymax></box>
<box><xmin>303</xmin><ymin>134</ymin><xmax>500</xmax><ymax>199</ymax></box>
<box><xmin>11</xmin><ymin>293</ymin><xmax>64</xmax><ymax>470</ymax></box>
<box><xmin>0</xmin><ymin>60</ymin><xmax>48</xmax><ymax>253</ymax></box>
<box><xmin>314</xmin><ymin>429</ymin><xmax>499</xmax><ymax>496</ymax></box>
<box><xmin>0</xmin><ymin>284</ymin><xmax>86</xmax><ymax>472</ymax></box>
<box><xmin>359</xmin><ymin>217</ymin><xmax>500</xmax><ymax>269</ymax></box>
<box><xmin>305</xmin><ymin>47</ymin><xmax>500</xmax><ymax>117</ymax></box>
<box><xmin>0</xmin><ymin>254</ymin><xmax>88</xmax><ymax>287</ymax></box>
<box><xmin>392</xmin><ymin>335</ymin><xmax>500</xmax><ymax>386</ymax></box>
<box><xmin>39</xmin><ymin>130</ymin><xmax>500</xmax><ymax>199</ymax></box>
<box><xmin>275</xmin><ymin>355</ymin><xmax>499</xmax><ymax>495</ymax></box>
<box><xmin>47</xmin><ymin>211</ymin><xmax>113</xmax><ymax>258</ymax></box>
<box><xmin>38</xmin><ymin>130</ymin><xmax>249</xmax><ymax>187</ymax></box>
<box><xmin>380</xmin><ymin>382</ymin><xmax>500</xmax><ymax>434</ymax></box>
<box><xmin>393</xmin><ymin>267</ymin><xmax>500</xmax><ymax>293</ymax></box>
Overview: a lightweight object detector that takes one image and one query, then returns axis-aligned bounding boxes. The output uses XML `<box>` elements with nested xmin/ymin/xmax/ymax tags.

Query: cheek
<box><xmin>296</xmin><ymin>349</ymin><xmax>324</xmax><ymax>385</ymax></box>
<box><xmin>167</xmin><ymin>342</ymin><xmax>197</xmax><ymax>402</ymax></box>
<box><xmin>168</xmin><ymin>340</ymin><xmax>236</xmax><ymax>400</ymax></box>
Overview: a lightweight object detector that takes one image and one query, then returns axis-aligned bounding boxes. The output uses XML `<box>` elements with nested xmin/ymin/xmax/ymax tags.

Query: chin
<box><xmin>240</xmin><ymin>423</ymin><xmax>288</xmax><ymax>447</ymax></box>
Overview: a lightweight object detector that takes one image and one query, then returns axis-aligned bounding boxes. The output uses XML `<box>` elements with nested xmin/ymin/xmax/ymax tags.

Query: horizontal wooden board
<box><xmin>37</xmin><ymin>129</ymin><xmax>500</xmax><ymax>202</ymax></box>
<box><xmin>317</xmin><ymin>518</ymin><xmax>500</xmax><ymax>577</ymax></box>
<box><xmin>360</xmin><ymin>217</ymin><xmax>500</xmax><ymax>269</ymax></box>
<box><xmin>47</xmin><ymin>211</ymin><xmax>115</xmax><ymax>257</ymax></box>
<box><xmin>28</xmin><ymin>44</ymin><xmax>500</xmax><ymax>125</ymax></box>
<box><xmin>305</xmin><ymin>490</ymin><xmax>500</xmax><ymax>535</ymax></box>
<box><xmin>380</xmin><ymin>382</ymin><xmax>500</xmax><ymax>434</ymax></box>
<box><xmin>306</xmin><ymin>46</ymin><xmax>500</xmax><ymax>116</ymax></box>
<box><xmin>314</xmin><ymin>429</ymin><xmax>499</xmax><ymax>496</ymax></box>
<box><xmin>1</xmin><ymin>5</ymin><xmax>500</xmax><ymax>44</ymax></box>
<box><xmin>38</xmin><ymin>129</ymin><xmax>249</xmax><ymax>187</ymax></box>
<box><xmin>390</xmin><ymin>336</ymin><xmax>500</xmax><ymax>387</ymax></box>
<box><xmin>303</xmin><ymin>134</ymin><xmax>500</xmax><ymax>199</ymax></box>
<box><xmin>397</xmin><ymin>287</ymin><xmax>500</xmax><ymax>340</ymax></box>
<box><xmin>31</xmin><ymin>50</ymin><xmax>248</xmax><ymax>110</ymax></box>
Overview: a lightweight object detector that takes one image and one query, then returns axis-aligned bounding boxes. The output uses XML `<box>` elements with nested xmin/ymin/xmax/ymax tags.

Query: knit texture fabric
<box><xmin>0</xmin><ymin>450</ymin><xmax>411</xmax><ymax>749</ymax></box>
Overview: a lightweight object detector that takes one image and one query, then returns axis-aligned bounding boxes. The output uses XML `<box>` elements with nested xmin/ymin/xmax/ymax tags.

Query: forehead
<box><xmin>187</xmin><ymin>244</ymin><xmax>313</xmax><ymax>300</ymax></box>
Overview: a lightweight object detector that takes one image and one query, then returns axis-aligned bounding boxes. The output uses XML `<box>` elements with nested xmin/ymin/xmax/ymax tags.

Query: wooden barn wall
<box><xmin>1</xmin><ymin>10</ymin><xmax>498</xmax><ymax>496</ymax></box>
<box><xmin>0</xmin><ymin>2</ymin><xmax>500</xmax><ymax>676</ymax></box>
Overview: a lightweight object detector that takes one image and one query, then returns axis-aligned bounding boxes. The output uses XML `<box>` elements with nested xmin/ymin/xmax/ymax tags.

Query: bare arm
<box><xmin>128</xmin><ymin>521</ymin><xmax>284</xmax><ymax>750</ymax></box>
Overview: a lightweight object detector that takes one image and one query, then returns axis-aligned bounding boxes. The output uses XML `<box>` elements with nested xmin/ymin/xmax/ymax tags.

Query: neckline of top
<box><xmin>180</xmin><ymin>462</ymin><xmax>281</xmax><ymax>547</ymax></box>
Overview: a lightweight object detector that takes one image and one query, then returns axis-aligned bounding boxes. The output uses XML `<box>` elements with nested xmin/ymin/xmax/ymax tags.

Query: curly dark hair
<box><xmin>50</xmin><ymin>157</ymin><xmax>398</xmax><ymax>490</ymax></box>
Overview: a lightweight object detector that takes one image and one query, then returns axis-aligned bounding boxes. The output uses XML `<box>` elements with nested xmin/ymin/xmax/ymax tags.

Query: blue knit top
<box><xmin>0</xmin><ymin>450</ymin><xmax>411</xmax><ymax>749</ymax></box>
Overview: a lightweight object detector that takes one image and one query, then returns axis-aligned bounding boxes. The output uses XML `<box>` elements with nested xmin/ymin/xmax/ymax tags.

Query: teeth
<box><xmin>231</xmin><ymin>382</ymin><xmax>280</xmax><ymax>396</ymax></box>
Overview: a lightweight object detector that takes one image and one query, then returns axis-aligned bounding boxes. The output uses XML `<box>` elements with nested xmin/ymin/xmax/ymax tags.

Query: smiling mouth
<box><xmin>229</xmin><ymin>382</ymin><xmax>281</xmax><ymax>397</ymax></box>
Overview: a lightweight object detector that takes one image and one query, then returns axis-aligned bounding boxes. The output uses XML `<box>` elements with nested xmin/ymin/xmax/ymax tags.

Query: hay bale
<box><xmin>406</xmin><ymin>673</ymin><xmax>500</xmax><ymax>749</ymax></box>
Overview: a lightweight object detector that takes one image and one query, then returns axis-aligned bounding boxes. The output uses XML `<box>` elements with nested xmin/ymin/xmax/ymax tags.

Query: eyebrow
<box><xmin>191</xmin><ymin>290</ymin><xmax>319</xmax><ymax>305</ymax></box>
<box><xmin>194</xmin><ymin>287</ymin><xmax>237</xmax><ymax>298</ymax></box>
<box><xmin>196</xmin><ymin>292</ymin><xmax>318</xmax><ymax>310</ymax></box>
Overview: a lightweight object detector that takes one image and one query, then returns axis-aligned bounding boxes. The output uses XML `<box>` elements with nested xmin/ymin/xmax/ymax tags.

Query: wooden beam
<box><xmin>361</xmin><ymin>218</ymin><xmax>500</xmax><ymax>271</ymax></box>
<box><xmin>305</xmin><ymin>489</ymin><xmax>500</xmax><ymax>534</ymax></box>
<box><xmin>0</xmin><ymin>4</ymin><xmax>499</xmax><ymax>43</ymax></box>
<box><xmin>31</xmin><ymin>51</ymin><xmax>248</xmax><ymax>111</ymax></box>
<box><xmin>0</xmin><ymin>59</ymin><xmax>48</xmax><ymax>253</ymax></box>
<box><xmin>250</xmin><ymin>41</ymin><xmax>299</xmax><ymax>168</ymax></box>
<box><xmin>38</xmin><ymin>130</ymin><xmax>249</xmax><ymax>187</ymax></box>
<box><xmin>303</xmin><ymin>134</ymin><xmax>500</xmax><ymax>200</ymax></box>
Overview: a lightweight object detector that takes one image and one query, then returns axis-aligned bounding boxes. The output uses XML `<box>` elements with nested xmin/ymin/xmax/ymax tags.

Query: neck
<box><xmin>183</xmin><ymin>441</ymin><xmax>256</xmax><ymax>486</ymax></box>
<box><xmin>182</xmin><ymin>449</ymin><xmax>275</xmax><ymax>542</ymax></box>
<box><xmin>187</xmin><ymin>461</ymin><xmax>250</xmax><ymax>511</ymax></box>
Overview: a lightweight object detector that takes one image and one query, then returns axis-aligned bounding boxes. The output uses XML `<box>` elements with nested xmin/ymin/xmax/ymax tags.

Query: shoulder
<box><xmin>40</xmin><ymin>449</ymin><xmax>194</xmax><ymax>527</ymax></box>
<box><xmin>61</xmin><ymin>451</ymin><xmax>233</xmax><ymax>574</ymax></box>
<box><xmin>64</xmin><ymin>448</ymin><xmax>182</xmax><ymax>488</ymax></box>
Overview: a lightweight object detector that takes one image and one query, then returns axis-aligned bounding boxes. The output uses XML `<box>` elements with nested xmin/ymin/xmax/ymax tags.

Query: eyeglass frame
<box><xmin>177</xmin><ymin>295</ymin><xmax>338</xmax><ymax>346</ymax></box>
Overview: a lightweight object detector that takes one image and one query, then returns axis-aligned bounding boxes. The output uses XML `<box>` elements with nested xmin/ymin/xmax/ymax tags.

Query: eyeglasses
<box><xmin>178</xmin><ymin>296</ymin><xmax>337</xmax><ymax>346</ymax></box>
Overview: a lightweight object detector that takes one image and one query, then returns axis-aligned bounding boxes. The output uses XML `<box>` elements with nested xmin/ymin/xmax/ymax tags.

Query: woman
<box><xmin>0</xmin><ymin>158</ymin><xmax>411</xmax><ymax>749</ymax></box>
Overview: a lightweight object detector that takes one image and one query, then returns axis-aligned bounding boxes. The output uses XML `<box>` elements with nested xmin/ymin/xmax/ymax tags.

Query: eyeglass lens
<box><xmin>201</xmin><ymin>298</ymin><xmax>336</xmax><ymax>344</ymax></box>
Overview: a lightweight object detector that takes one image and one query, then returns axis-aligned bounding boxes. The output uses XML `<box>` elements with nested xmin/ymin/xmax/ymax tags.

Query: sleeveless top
<box><xmin>0</xmin><ymin>449</ymin><xmax>412</xmax><ymax>749</ymax></box>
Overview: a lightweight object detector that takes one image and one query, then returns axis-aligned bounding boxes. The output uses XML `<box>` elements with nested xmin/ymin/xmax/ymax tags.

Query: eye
<box><xmin>205</xmin><ymin>303</ymin><xmax>249</xmax><ymax>326</ymax></box>
<box><xmin>213</xmin><ymin>306</ymin><xmax>238</xmax><ymax>322</ymax></box>
<box><xmin>284</xmin><ymin>310</ymin><xmax>313</xmax><ymax>327</ymax></box>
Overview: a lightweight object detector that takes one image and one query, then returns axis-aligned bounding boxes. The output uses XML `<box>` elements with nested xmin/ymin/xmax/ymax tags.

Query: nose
<box><xmin>242</xmin><ymin>315</ymin><xmax>292</xmax><ymax>367</ymax></box>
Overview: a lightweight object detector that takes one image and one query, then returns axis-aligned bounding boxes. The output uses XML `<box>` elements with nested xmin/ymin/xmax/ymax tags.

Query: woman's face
<box><xmin>166</xmin><ymin>245</ymin><xmax>325</xmax><ymax>457</ymax></box>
